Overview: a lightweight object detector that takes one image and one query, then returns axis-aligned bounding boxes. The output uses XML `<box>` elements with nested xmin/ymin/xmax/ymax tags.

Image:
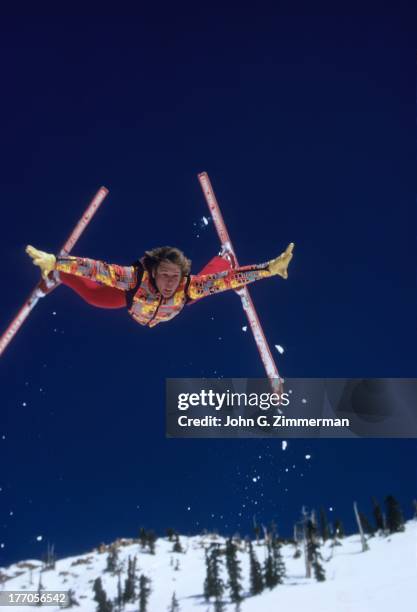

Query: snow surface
<box><xmin>1</xmin><ymin>521</ymin><xmax>416</xmax><ymax>611</ymax></box>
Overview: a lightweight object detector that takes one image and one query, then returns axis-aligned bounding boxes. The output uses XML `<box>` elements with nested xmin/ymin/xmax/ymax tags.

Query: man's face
<box><xmin>153</xmin><ymin>260</ymin><xmax>182</xmax><ymax>298</ymax></box>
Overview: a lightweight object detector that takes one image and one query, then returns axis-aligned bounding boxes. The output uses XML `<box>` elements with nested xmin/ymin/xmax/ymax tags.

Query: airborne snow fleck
<box><xmin>195</xmin><ymin>216</ymin><xmax>212</xmax><ymax>234</ymax></box>
<box><xmin>275</xmin><ymin>344</ymin><xmax>284</xmax><ymax>354</ymax></box>
<box><xmin>282</xmin><ymin>440</ymin><xmax>287</xmax><ymax>451</ymax></box>
<box><xmin>36</xmin><ymin>535</ymin><xmax>43</xmax><ymax>542</ymax></box>
<box><xmin>305</xmin><ymin>454</ymin><xmax>311</xmax><ymax>460</ymax></box>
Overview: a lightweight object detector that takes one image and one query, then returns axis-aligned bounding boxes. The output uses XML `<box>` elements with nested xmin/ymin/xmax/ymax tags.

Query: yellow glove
<box><xmin>26</xmin><ymin>245</ymin><xmax>56</xmax><ymax>279</ymax></box>
<box><xmin>268</xmin><ymin>242</ymin><xmax>294</xmax><ymax>279</ymax></box>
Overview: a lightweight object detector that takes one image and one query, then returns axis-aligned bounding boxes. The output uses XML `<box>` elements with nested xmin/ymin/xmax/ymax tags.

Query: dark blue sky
<box><xmin>1</xmin><ymin>10</ymin><xmax>416</xmax><ymax>566</ymax></box>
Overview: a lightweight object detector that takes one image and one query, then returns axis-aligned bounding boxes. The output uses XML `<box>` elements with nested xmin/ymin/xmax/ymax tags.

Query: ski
<box><xmin>0</xmin><ymin>186</ymin><xmax>109</xmax><ymax>358</ymax></box>
<box><xmin>197</xmin><ymin>172</ymin><xmax>282</xmax><ymax>393</ymax></box>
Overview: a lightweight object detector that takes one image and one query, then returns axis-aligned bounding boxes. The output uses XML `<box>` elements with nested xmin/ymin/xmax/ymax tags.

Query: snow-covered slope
<box><xmin>1</xmin><ymin>521</ymin><xmax>416</xmax><ymax>611</ymax></box>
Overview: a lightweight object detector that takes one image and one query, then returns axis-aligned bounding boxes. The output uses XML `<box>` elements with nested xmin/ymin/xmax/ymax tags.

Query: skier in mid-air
<box><xmin>25</xmin><ymin>243</ymin><xmax>294</xmax><ymax>328</ymax></box>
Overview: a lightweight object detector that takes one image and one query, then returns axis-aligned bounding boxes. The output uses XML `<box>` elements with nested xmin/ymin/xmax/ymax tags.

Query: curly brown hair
<box><xmin>143</xmin><ymin>246</ymin><xmax>192</xmax><ymax>277</ymax></box>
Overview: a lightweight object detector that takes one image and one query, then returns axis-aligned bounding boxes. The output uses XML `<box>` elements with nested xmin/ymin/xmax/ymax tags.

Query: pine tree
<box><xmin>385</xmin><ymin>495</ymin><xmax>405</xmax><ymax>533</ymax></box>
<box><xmin>147</xmin><ymin>531</ymin><xmax>157</xmax><ymax>555</ymax></box>
<box><xmin>306</xmin><ymin>520</ymin><xmax>326</xmax><ymax>582</ymax></box>
<box><xmin>166</xmin><ymin>528</ymin><xmax>176</xmax><ymax>542</ymax></box>
<box><xmin>264</xmin><ymin>537</ymin><xmax>285</xmax><ymax>589</ymax></box>
<box><xmin>211</xmin><ymin>546</ymin><xmax>224</xmax><ymax>602</ymax></box>
<box><xmin>253</xmin><ymin>516</ymin><xmax>260</xmax><ymax>544</ymax></box>
<box><xmin>138</xmin><ymin>574</ymin><xmax>151</xmax><ymax>612</ymax></box>
<box><xmin>139</xmin><ymin>528</ymin><xmax>147</xmax><ymax>550</ymax></box>
<box><xmin>203</xmin><ymin>545</ymin><xmax>224</xmax><ymax>602</ymax></box>
<box><xmin>225</xmin><ymin>538</ymin><xmax>243</xmax><ymax>603</ymax></box>
<box><xmin>263</xmin><ymin>545</ymin><xmax>275</xmax><ymax>590</ymax></box>
<box><xmin>211</xmin><ymin>546</ymin><xmax>225</xmax><ymax>612</ymax></box>
<box><xmin>319</xmin><ymin>507</ymin><xmax>330</xmax><ymax>543</ymax></box>
<box><xmin>203</xmin><ymin>549</ymin><xmax>213</xmax><ymax>601</ymax></box>
<box><xmin>272</xmin><ymin>538</ymin><xmax>286</xmax><ymax>585</ymax></box>
<box><xmin>93</xmin><ymin>577</ymin><xmax>113</xmax><ymax>612</ymax></box>
<box><xmin>333</xmin><ymin>518</ymin><xmax>345</xmax><ymax>538</ymax></box>
<box><xmin>115</xmin><ymin>572</ymin><xmax>123</xmax><ymax>612</ymax></box>
<box><xmin>372</xmin><ymin>497</ymin><xmax>385</xmax><ymax>531</ymax></box>
<box><xmin>123</xmin><ymin>555</ymin><xmax>137</xmax><ymax>603</ymax></box>
<box><xmin>248</xmin><ymin>541</ymin><xmax>264</xmax><ymax>595</ymax></box>
<box><xmin>172</xmin><ymin>534</ymin><xmax>183</xmax><ymax>553</ymax></box>
<box><xmin>105</xmin><ymin>546</ymin><xmax>119</xmax><ymax>573</ymax></box>
<box><xmin>168</xmin><ymin>592</ymin><xmax>180</xmax><ymax>611</ymax></box>
<box><xmin>312</xmin><ymin>557</ymin><xmax>326</xmax><ymax>582</ymax></box>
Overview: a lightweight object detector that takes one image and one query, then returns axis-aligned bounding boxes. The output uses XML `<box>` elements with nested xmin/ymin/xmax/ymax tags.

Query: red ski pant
<box><xmin>59</xmin><ymin>272</ymin><xmax>126</xmax><ymax>309</ymax></box>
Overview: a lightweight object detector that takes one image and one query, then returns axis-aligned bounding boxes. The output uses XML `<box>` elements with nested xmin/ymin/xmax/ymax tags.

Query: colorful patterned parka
<box><xmin>55</xmin><ymin>255</ymin><xmax>275</xmax><ymax>328</ymax></box>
